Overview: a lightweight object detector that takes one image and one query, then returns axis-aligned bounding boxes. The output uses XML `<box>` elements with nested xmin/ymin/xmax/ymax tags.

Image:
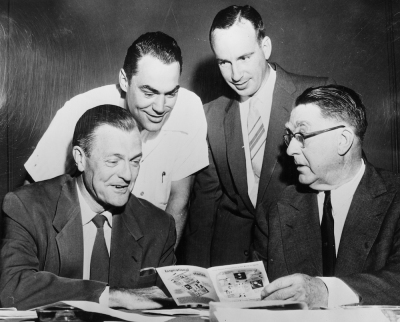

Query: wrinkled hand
<box><xmin>109</xmin><ymin>286</ymin><xmax>170</xmax><ymax>310</ymax></box>
<box><xmin>261</xmin><ymin>274</ymin><xmax>328</xmax><ymax>308</ymax></box>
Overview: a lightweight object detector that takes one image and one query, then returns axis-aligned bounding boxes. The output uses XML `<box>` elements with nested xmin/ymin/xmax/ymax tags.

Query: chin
<box><xmin>142</xmin><ymin>122</ymin><xmax>164</xmax><ymax>132</ymax></box>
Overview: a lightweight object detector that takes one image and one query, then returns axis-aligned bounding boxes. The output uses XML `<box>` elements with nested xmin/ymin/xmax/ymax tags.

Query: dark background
<box><xmin>0</xmin><ymin>0</ymin><xmax>399</xmax><ymax>202</ymax></box>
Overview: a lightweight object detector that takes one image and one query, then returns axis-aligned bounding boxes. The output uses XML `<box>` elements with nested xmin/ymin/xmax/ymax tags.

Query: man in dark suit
<box><xmin>0</xmin><ymin>105</ymin><xmax>176</xmax><ymax>310</ymax></box>
<box><xmin>259</xmin><ymin>85</ymin><xmax>400</xmax><ymax>307</ymax></box>
<box><xmin>182</xmin><ymin>5</ymin><xmax>334</xmax><ymax>267</ymax></box>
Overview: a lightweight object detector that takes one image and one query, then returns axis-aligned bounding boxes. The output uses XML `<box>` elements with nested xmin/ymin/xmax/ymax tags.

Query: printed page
<box><xmin>156</xmin><ymin>265</ymin><xmax>219</xmax><ymax>306</ymax></box>
<box><xmin>207</xmin><ymin>261</ymin><xmax>268</xmax><ymax>302</ymax></box>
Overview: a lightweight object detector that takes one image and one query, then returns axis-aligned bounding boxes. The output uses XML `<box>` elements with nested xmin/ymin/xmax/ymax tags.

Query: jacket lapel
<box><xmin>109</xmin><ymin>197</ymin><xmax>144</xmax><ymax>287</ymax></box>
<box><xmin>278</xmin><ymin>188</ymin><xmax>323</xmax><ymax>275</ymax></box>
<box><xmin>53</xmin><ymin>177</ymin><xmax>84</xmax><ymax>279</ymax></box>
<box><xmin>224</xmin><ymin>99</ymin><xmax>254</xmax><ymax>211</ymax></box>
<box><xmin>335</xmin><ymin>164</ymin><xmax>394</xmax><ymax>276</ymax></box>
<box><xmin>257</xmin><ymin>64</ymin><xmax>294</xmax><ymax>206</ymax></box>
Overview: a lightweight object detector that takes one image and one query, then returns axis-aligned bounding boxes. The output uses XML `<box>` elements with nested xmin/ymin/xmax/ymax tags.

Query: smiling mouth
<box><xmin>232</xmin><ymin>80</ymin><xmax>249</xmax><ymax>88</ymax></box>
<box><xmin>113</xmin><ymin>185</ymin><xmax>130</xmax><ymax>193</ymax></box>
<box><xmin>144</xmin><ymin>112</ymin><xmax>166</xmax><ymax>122</ymax></box>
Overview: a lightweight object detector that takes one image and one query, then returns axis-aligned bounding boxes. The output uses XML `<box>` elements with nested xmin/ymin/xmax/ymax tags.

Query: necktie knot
<box><xmin>92</xmin><ymin>214</ymin><xmax>107</xmax><ymax>229</ymax></box>
<box><xmin>323</xmin><ymin>191</ymin><xmax>332</xmax><ymax>208</ymax></box>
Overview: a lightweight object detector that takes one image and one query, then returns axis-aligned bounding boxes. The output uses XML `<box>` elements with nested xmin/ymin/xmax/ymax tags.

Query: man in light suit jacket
<box><xmin>259</xmin><ymin>85</ymin><xmax>400</xmax><ymax>307</ymax></box>
<box><xmin>0</xmin><ymin>105</ymin><xmax>176</xmax><ymax>310</ymax></box>
<box><xmin>182</xmin><ymin>5</ymin><xmax>334</xmax><ymax>267</ymax></box>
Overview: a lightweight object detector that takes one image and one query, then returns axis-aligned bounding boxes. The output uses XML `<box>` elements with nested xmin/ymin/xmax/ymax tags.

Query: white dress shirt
<box><xmin>317</xmin><ymin>160</ymin><xmax>365</xmax><ymax>308</ymax></box>
<box><xmin>239</xmin><ymin>66</ymin><xmax>277</xmax><ymax>207</ymax></box>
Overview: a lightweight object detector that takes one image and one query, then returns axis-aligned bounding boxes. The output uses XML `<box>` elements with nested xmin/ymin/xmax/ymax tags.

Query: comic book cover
<box><xmin>156</xmin><ymin>261</ymin><xmax>268</xmax><ymax>307</ymax></box>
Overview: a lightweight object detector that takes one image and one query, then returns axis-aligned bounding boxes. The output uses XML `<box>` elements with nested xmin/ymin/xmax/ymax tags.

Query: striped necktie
<box><xmin>248</xmin><ymin>98</ymin><xmax>266</xmax><ymax>178</ymax></box>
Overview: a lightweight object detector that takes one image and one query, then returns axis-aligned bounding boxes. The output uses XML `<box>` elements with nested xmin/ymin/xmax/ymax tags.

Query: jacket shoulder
<box><xmin>203</xmin><ymin>95</ymin><xmax>235</xmax><ymax>118</ymax></box>
<box><xmin>5</xmin><ymin>175</ymin><xmax>71</xmax><ymax>204</ymax></box>
<box><xmin>370</xmin><ymin>166</ymin><xmax>400</xmax><ymax>193</ymax></box>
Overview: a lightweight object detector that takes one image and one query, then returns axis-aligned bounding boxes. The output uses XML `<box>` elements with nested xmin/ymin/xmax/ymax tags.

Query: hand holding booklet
<box><xmin>156</xmin><ymin>261</ymin><xmax>268</xmax><ymax>307</ymax></box>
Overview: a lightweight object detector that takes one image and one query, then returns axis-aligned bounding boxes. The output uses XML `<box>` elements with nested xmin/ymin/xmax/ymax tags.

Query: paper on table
<box><xmin>142</xmin><ymin>308</ymin><xmax>209</xmax><ymax>316</ymax></box>
<box><xmin>0</xmin><ymin>309</ymin><xmax>37</xmax><ymax>319</ymax></box>
<box><xmin>213</xmin><ymin>307</ymin><xmax>388</xmax><ymax>322</ymax></box>
<box><xmin>62</xmin><ymin>301</ymin><xmax>172</xmax><ymax>322</ymax></box>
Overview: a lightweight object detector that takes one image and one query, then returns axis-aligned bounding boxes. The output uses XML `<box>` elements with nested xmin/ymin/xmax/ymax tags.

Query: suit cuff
<box><xmin>99</xmin><ymin>286</ymin><xmax>110</xmax><ymax>307</ymax></box>
<box><xmin>317</xmin><ymin>277</ymin><xmax>359</xmax><ymax>308</ymax></box>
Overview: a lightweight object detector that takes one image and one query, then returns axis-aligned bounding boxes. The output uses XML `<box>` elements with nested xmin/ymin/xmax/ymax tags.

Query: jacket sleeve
<box><xmin>0</xmin><ymin>192</ymin><xmax>107</xmax><ymax>310</ymax></box>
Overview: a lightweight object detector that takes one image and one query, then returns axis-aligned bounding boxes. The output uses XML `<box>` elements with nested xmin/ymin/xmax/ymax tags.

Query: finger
<box><xmin>263</xmin><ymin>286</ymin><xmax>297</xmax><ymax>301</ymax></box>
<box><xmin>262</xmin><ymin>275</ymin><xmax>297</xmax><ymax>297</ymax></box>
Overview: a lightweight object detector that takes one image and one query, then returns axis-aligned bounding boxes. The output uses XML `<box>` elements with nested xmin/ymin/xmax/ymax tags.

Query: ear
<box><xmin>119</xmin><ymin>68</ymin><xmax>129</xmax><ymax>92</ymax></box>
<box><xmin>337</xmin><ymin>127</ymin><xmax>354</xmax><ymax>156</ymax></box>
<box><xmin>72</xmin><ymin>146</ymin><xmax>87</xmax><ymax>172</ymax></box>
<box><xmin>260</xmin><ymin>36</ymin><xmax>272</xmax><ymax>60</ymax></box>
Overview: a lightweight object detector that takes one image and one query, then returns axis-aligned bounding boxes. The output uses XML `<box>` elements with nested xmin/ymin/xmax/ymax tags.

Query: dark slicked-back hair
<box><xmin>209</xmin><ymin>5</ymin><xmax>265</xmax><ymax>49</ymax></box>
<box><xmin>123</xmin><ymin>31</ymin><xmax>182</xmax><ymax>81</ymax></box>
<box><xmin>295</xmin><ymin>85</ymin><xmax>368</xmax><ymax>142</ymax></box>
<box><xmin>72</xmin><ymin>105</ymin><xmax>138</xmax><ymax>157</ymax></box>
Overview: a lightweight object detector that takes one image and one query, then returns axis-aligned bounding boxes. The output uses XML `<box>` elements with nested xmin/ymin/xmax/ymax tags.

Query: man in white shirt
<box><xmin>182</xmin><ymin>5</ymin><xmax>334</xmax><ymax>267</ymax></box>
<box><xmin>1</xmin><ymin>105</ymin><xmax>175</xmax><ymax>310</ymax></box>
<box><xmin>24</xmin><ymin>32</ymin><xmax>208</xmax><ymax>245</ymax></box>
<box><xmin>258</xmin><ymin>85</ymin><xmax>400</xmax><ymax>307</ymax></box>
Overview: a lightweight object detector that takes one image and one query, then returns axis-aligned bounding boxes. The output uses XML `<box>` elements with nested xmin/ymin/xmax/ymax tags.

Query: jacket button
<box><xmin>244</xmin><ymin>250</ymin><xmax>249</xmax><ymax>257</ymax></box>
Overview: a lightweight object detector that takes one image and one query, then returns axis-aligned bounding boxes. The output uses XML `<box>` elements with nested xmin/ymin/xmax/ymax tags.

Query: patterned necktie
<box><xmin>321</xmin><ymin>191</ymin><xmax>336</xmax><ymax>276</ymax></box>
<box><xmin>248</xmin><ymin>98</ymin><xmax>266</xmax><ymax>178</ymax></box>
<box><xmin>90</xmin><ymin>214</ymin><xmax>109</xmax><ymax>283</ymax></box>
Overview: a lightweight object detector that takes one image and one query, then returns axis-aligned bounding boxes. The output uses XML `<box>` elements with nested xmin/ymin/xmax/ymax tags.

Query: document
<box><xmin>212</xmin><ymin>307</ymin><xmax>389</xmax><ymax>322</ymax></box>
<box><xmin>156</xmin><ymin>261</ymin><xmax>268</xmax><ymax>307</ymax></box>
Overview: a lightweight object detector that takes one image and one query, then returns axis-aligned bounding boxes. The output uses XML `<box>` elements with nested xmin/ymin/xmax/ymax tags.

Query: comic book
<box><xmin>156</xmin><ymin>261</ymin><xmax>268</xmax><ymax>307</ymax></box>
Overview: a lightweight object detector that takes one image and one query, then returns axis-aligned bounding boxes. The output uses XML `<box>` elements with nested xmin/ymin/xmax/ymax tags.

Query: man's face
<box><xmin>120</xmin><ymin>55</ymin><xmax>180</xmax><ymax>132</ymax></box>
<box><xmin>79</xmin><ymin>124</ymin><xmax>142</xmax><ymax>208</ymax></box>
<box><xmin>286</xmin><ymin>103</ymin><xmax>344</xmax><ymax>190</ymax></box>
<box><xmin>211</xmin><ymin>19</ymin><xmax>271</xmax><ymax>101</ymax></box>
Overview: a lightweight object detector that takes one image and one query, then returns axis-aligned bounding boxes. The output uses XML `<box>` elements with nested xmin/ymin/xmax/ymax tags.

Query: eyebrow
<box><xmin>106</xmin><ymin>152</ymin><xmax>143</xmax><ymax>159</ymax></box>
<box><xmin>139</xmin><ymin>85</ymin><xmax>180</xmax><ymax>95</ymax></box>
<box><xmin>238</xmin><ymin>52</ymin><xmax>254</xmax><ymax>60</ymax></box>
<box><xmin>216</xmin><ymin>52</ymin><xmax>254</xmax><ymax>64</ymax></box>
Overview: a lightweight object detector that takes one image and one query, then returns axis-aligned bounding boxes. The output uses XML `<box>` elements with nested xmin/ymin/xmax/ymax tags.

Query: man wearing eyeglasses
<box><xmin>256</xmin><ymin>85</ymin><xmax>400</xmax><ymax>307</ymax></box>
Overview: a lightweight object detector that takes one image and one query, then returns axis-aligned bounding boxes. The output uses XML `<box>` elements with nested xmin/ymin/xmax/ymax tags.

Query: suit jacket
<box><xmin>0</xmin><ymin>175</ymin><xmax>176</xmax><ymax>310</ymax></box>
<box><xmin>255</xmin><ymin>163</ymin><xmax>400</xmax><ymax>305</ymax></box>
<box><xmin>182</xmin><ymin>63</ymin><xmax>334</xmax><ymax>267</ymax></box>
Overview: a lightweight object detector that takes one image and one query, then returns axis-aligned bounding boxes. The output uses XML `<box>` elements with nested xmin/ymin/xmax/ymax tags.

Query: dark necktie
<box><xmin>321</xmin><ymin>191</ymin><xmax>336</xmax><ymax>276</ymax></box>
<box><xmin>90</xmin><ymin>214</ymin><xmax>109</xmax><ymax>283</ymax></box>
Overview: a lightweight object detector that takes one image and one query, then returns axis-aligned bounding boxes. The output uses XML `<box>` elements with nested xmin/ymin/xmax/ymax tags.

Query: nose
<box><xmin>119</xmin><ymin>161</ymin><xmax>132</xmax><ymax>182</ymax></box>
<box><xmin>152</xmin><ymin>95</ymin><xmax>166</xmax><ymax>114</ymax></box>
<box><xmin>231</xmin><ymin>63</ymin><xmax>243</xmax><ymax>83</ymax></box>
<box><xmin>286</xmin><ymin>137</ymin><xmax>301</xmax><ymax>156</ymax></box>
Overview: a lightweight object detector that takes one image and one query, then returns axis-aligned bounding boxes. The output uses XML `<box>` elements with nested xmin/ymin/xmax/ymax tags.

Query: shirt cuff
<box><xmin>318</xmin><ymin>277</ymin><xmax>359</xmax><ymax>308</ymax></box>
<box><xmin>99</xmin><ymin>286</ymin><xmax>110</xmax><ymax>307</ymax></box>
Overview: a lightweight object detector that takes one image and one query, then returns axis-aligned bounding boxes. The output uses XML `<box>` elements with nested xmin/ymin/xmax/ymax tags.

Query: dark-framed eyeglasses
<box><xmin>283</xmin><ymin>125</ymin><xmax>346</xmax><ymax>148</ymax></box>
